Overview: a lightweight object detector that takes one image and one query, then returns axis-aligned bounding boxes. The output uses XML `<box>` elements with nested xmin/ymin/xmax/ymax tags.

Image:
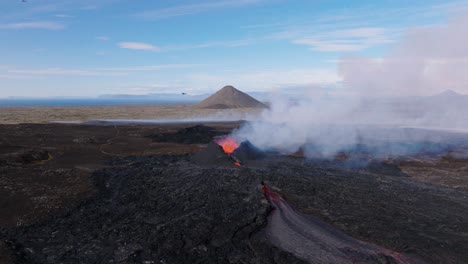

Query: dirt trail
<box><xmin>262</xmin><ymin>185</ymin><xmax>425</xmax><ymax>264</ymax></box>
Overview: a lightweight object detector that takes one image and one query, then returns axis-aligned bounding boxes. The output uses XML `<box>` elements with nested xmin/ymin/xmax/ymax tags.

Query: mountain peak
<box><xmin>195</xmin><ymin>85</ymin><xmax>267</xmax><ymax>109</ymax></box>
<box><xmin>221</xmin><ymin>85</ymin><xmax>236</xmax><ymax>91</ymax></box>
<box><xmin>435</xmin><ymin>89</ymin><xmax>462</xmax><ymax>97</ymax></box>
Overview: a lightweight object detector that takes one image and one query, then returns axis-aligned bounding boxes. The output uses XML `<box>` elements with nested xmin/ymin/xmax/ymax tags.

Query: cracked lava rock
<box><xmin>1</xmin><ymin>124</ymin><xmax>468</xmax><ymax>263</ymax></box>
<box><xmin>5</xmin><ymin>155</ymin><xmax>302</xmax><ymax>263</ymax></box>
<box><xmin>4</xmin><ymin>152</ymin><xmax>467</xmax><ymax>263</ymax></box>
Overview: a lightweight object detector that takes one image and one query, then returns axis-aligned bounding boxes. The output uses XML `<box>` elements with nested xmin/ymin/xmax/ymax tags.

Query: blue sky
<box><xmin>1</xmin><ymin>0</ymin><xmax>467</xmax><ymax>97</ymax></box>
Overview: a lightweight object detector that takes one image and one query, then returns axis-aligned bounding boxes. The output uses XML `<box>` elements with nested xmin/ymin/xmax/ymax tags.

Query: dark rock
<box><xmin>147</xmin><ymin>125</ymin><xmax>224</xmax><ymax>144</ymax></box>
<box><xmin>72</xmin><ymin>136</ymin><xmax>96</xmax><ymax>144</ymax></box>
<box><xmin>231</xmin><ymin>140</ymin><xmax>266</xmax><ymax>164</ymax></box>
<box><xmin>2</xmin><ymin>123</ymin><xmax>468</xmax><ymax>264</ymax></box>
<box><xmin>6</xmin><ymin>156</ymin><xmax>274</xmax><ymax>263</ymax></box>
<box><xmin>191</xmin><ymin>142</ymin><xmax>236</xmax><ymax>167</ymax></box>
<box><xmin>5</xmin><ymin>149</ymin><xmax>50</xmax><ymax>165</ymax></box>
<box><xmin>4</xmin><ymin>154</ymin><xmax>468</xmax><ymax>263</ymax></box>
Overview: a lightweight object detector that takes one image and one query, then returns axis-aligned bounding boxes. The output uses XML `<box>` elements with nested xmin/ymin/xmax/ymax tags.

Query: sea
<box><xmin>0</xmin><ymin>99</ymin><xmax>196</xmax><ymax>107</ymax></box>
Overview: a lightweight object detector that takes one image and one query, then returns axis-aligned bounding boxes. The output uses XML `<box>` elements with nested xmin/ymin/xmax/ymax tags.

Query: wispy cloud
<box><xmin>3</xmin><ymin>64</ymin><xmax>201</xmax><ymax>78</ymax></box>
<box><xmin>0</xmin><ymin>74</ymin><xmax>41</xmax><ymax>80</ymax></box>
<box><xmin>293</xmin><ymin>40</ymin><xmax>367</xmax><ymax>52</ymax></box>
<box><xmin>113</xmin><ymin>68</ymin><xmax>340</xmax><ymax>94</ymax></box>
<box><xmin>96</xmin><ymin>64</ymin><xmax>203</xmax><ymax>71</ymax></box>
<box><xmin>186</xmin><ymin>68</ymin><xmax>341</xmax><ymax>91</ymax></box>
<box><xmin>54</xmin><ymin>14</ymin><xmax>73</xmax><ymax>18</ymax></box>
<box><xmin>190</xmin><ymin>39</ymin><xmax>255</xmax><ymax>48</ymax></box>
<box><xmin>96</xmin><ymin>36</ymin><xmax>110</xmax><ymax>41</ymax></box>
<box><xmin>7</xmin><ymin>68</ymin><xmax>126</xmax><ymax>76</ymax></box>
<box><xmin>240</xmin><ymin>2</ymin><xmax>468</xmax><ymax>52</ymax></box>
<box><xmin>162</xmin><ymin>38</ymin><xmax>257</xmax><ymax>51</ymax></box>
<box><xmin>0</xmin><ymin>21</ymin><xmax>65</xmax><ymax>30</ymax></box>
<box><xmin>136</xmin><ymin>0</ymin><xmax>263</xmax><ymax>20</ymax></box>
<box><xmin>126</xmin><ymin>83</ymin><xmax>185</xmax><ymax>94</ymax></box>
<box><xmin>0</xmin><ymin>0</ymin><xmax>119</xmax><ymax>21</ymax></box>
<box><xmin>293</xmin><ymin>27</ymin><xmax>395</xmax><ymax>52</ymax></box>
<box><xmin>118</xmin><ymin>42</ymin><xmax>160</xmax><ymax>51</ymax></box>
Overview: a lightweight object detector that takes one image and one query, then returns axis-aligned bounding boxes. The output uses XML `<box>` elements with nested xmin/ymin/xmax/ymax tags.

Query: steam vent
<box><xmin>195</xmin><ymin>85</ymin><xmax>267</xmax><ymax>109</ymax></box>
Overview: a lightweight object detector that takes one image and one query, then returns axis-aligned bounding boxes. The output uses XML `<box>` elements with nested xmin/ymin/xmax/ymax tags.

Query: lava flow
<box><xmin>260</xmin><ymin>183</ymin><xmax>425</xmax><ymax>264</ymax></box>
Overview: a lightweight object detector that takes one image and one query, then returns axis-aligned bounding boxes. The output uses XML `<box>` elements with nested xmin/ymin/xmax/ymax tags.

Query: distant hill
<box><xmin>431</xmin><ymin>89</ymin><xmax>463</xmax><ymax>98</ymax></box>
<box><xmin>195</xmin><ymin>85</ymin><xmax>267</xmax><ymax>109</ymax></box>
<box><xmin>98</xmin><ymin>93</ymin><xmax>209</xmax><ymax>102</ymax></box>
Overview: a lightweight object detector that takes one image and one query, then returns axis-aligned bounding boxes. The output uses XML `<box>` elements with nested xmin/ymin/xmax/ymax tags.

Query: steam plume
<box><xmin>232</xmin><ymin>13</ymin><xmax>468</xmax><ymax>158</ymax></box>
<box><xmin>340</xmin><ymin>12</ymin><xmax>468</xmax><ymax>96</ymax></box>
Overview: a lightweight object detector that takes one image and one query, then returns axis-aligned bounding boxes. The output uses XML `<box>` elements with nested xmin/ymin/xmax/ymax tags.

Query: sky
<box><xmin>1</xmin><ymin>0</ymin><xmax>468</xmax><ymax>98</ymax></box>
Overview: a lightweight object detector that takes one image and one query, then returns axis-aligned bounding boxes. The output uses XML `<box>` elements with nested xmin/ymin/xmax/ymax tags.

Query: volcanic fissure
<box><xmin>214</xmin><ymin>136</ymin><xmax>425</xmax><ymax>263</ymax></box>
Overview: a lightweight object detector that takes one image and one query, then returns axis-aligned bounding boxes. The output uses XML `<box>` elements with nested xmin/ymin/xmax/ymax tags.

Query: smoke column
<box><xmin>232</xmin><ymin>12</ymin><xmax>468</xmax><ymax>158</ymax></box>
<box><xmin>340</xmin><ymin>13</ymin><xmax>468</xmax><ymax>97</ymax></box>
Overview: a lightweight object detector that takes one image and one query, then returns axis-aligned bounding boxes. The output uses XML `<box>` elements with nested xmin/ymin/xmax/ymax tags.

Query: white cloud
<box><xmin>334</xmin><ymin>27</ymin><xmax>387</xmax><ymax>37</ymax></box>
<box><xmin>2</xmin><ymin>64</ymin><xmax>201</xmax><ymax>78</ymax></box>
<box><xmin>126</xmin><ymin>84</ymin><xmax>185</xmax><ymax>94</ymax></box>
<box><xmin>118</xmin><ymin>42</ymin><xmax>160</xmax><ymax>51</ymax></box>
<box><xmin>186</xmin><ymin>68</ymin><xmax>341</xmax><ymax>91</ymax></box>
<box><xmin>96</xmin><ymin>36</ymin><xmax>110</xmax><ymax>41</ymax></box>
<box><xmin>7</xmin><ymin>68</ymin><xmax>126</xmax><ymax>76</ymax></box>
<box><xmin>0</xmin><ymin>74</ymin><xmax>41</xmax><ymax>80</ymax></box>
<box><xmin>163</xmin><ymin>38</ymin><xmax>257</xmax><ymax>51</ymax></box>
<box><xmin>0</xmin><ymin>21</ymin><xmax>65</xmax><ymax>30</ymax></box>
<box><xmin>104</xmin><ymin>68</ymin><xmax>340</xmax><ymax>95</ymax></box>
<box><xmin>243</xmin><ymin>2</ymin><xmax>468</xmax><ymax>52</ymax></box>
<box><xmin>1</xmin><ymin>0</ymin><xmax>120</xmax><ymax>21</ymax></box>
<box><xmin>293</xmin><ymin>27</ymin><xmax>395</xmax><ymax>52</ymax></box>
<box><xmin>293</xmin><ymin>39</ymin><xmax>366</xmax><ymax>52</ymax></box>
<box><xmin>54</xmin><ymin>14</ymin><xmax>73</xmax><ymax>18</ymax></box>
<box><xmin>137</xmin><ymin>0</ymin><xmax>263</xmax><ymax>20</ymax></box>
<box><xmin>96</xmin><ymin>64</ymin><xmax>202</xmax><ymax>71</ymax></box>
<box><xmin>191</xmin><ymin>39</ymin><xmax>255</xmax><ymax>48</ymax></box>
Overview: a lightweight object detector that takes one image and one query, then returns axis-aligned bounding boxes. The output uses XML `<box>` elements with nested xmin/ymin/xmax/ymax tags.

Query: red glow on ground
<box><xmin>216</xmin><ymin>137</ymin><xmax>239</xmax><ymax>154</ymax></box>
<box><xmin>234</xmin><ymin>162</ymin><xmax>241</xmax><ymax>167</ymax></box>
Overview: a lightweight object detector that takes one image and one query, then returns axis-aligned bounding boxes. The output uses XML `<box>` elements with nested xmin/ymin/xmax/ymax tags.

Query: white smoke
<box><xmin>233</xmin><ymin>93</ymin><xmax>362</xmax><ymax>156</ymax></box>
<box><xmin>232</xmin><ymin>12</ymin><xmax>468</xmax><ymax>158</ymax></box>
<box><xmin>340</xmin><ymin>12</ymin><xmax>468</xmax><ymax>96</ymax></box>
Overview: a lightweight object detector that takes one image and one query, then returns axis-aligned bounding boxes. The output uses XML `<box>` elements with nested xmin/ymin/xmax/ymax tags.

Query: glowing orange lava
<box><xmin>216</xmin><ymin>137</ymin><xmax>239</xmax><ymax>154</ymax></box>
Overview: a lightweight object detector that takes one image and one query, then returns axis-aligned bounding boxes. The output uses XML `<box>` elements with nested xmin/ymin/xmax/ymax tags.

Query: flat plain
<box><xmin>0</xmin><ymin>104</ymin><xmax>261</xmax><ymax>124</ymax></box>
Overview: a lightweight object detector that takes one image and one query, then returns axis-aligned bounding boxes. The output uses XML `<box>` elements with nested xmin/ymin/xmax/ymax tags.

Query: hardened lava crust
<box><xmin>1</xmin><ymin>123</ymin><xmax>467</xmax><ymax>263</ymax></box>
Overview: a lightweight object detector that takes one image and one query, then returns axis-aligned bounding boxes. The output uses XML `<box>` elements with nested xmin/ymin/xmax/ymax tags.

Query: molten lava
<box><xmin>215</xmin><ymin>137</ymin><xmax>239</xmax><ymax>154</ymax></box>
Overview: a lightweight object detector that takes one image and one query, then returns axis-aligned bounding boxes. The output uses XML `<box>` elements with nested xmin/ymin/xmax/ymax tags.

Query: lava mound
<box><xmin>192</xmin><ymin>137</ymin><xmax>267</xmax><ymax>167</ymax></box>
<box><xmin>231</xmin><ymin>141</ymin><xmax>266</xmax><ymax>164</ymax></box>
<box><xmin>191</xmin><ymin>142</ymin><xmax>237</xmax><ymax>167</ymax></box>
